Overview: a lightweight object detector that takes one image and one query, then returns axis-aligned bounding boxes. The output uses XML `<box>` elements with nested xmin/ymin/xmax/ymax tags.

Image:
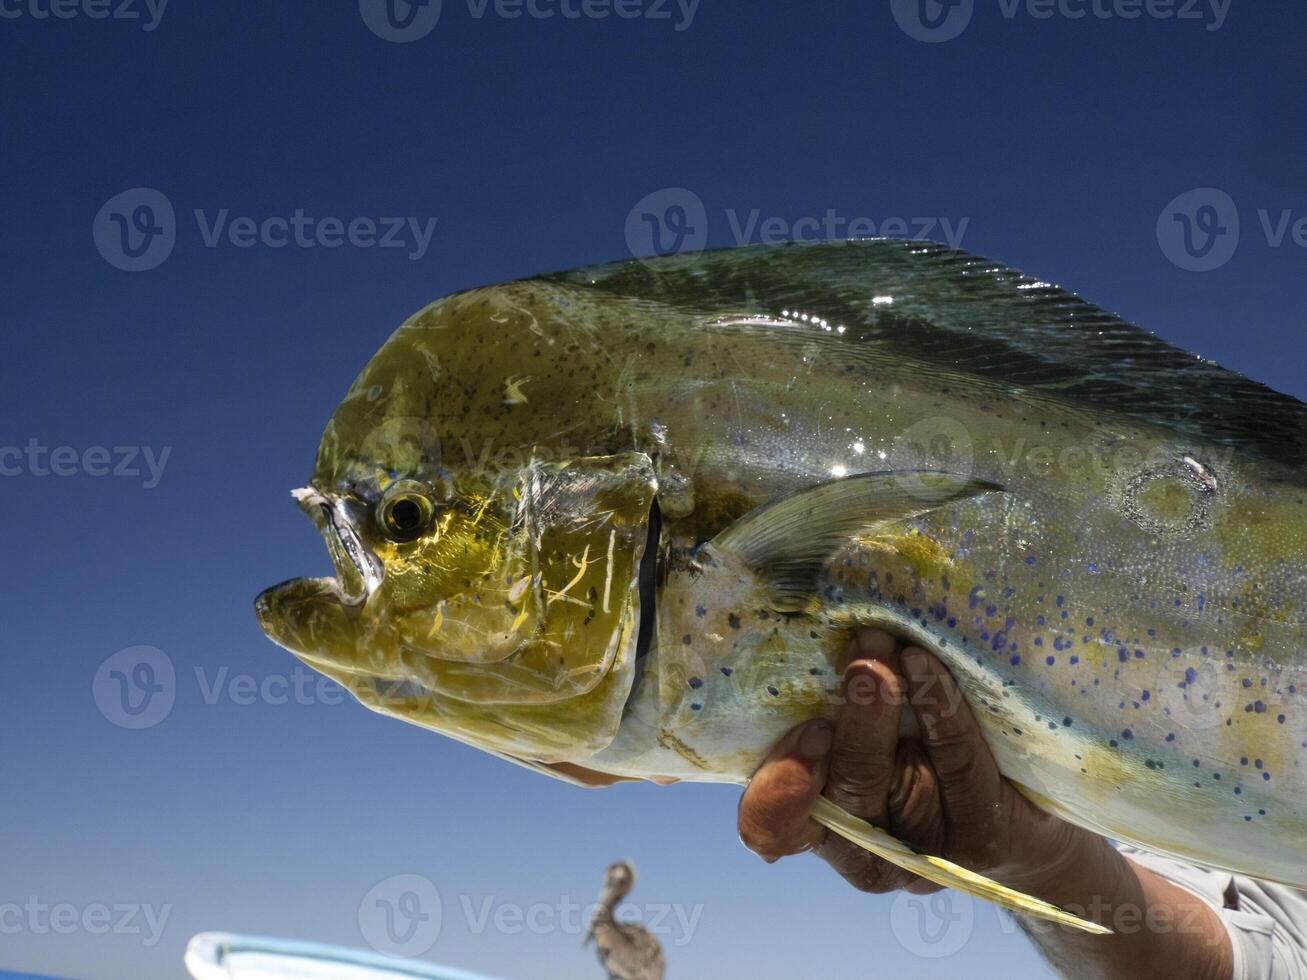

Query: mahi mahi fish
<box><xmin>256</xmin><ymin>240</ymin><xmax>1307</xmax><ymax>929</ymax></box>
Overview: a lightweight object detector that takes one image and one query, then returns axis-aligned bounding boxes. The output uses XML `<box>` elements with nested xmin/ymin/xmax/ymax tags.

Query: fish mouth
<box><xmin>254</xmin><ymin>575</ymin><xmax>356</xmax><ymax>656</ymax></box>
<box><xmin>254</xmin><ymin>488</ymin><xmax>383</xmax><ymax>658</ymax></box>
<box><xmin>292</xmin><ymin>487</ymin><xmax>384</xmax><ymax>605</ymax></box>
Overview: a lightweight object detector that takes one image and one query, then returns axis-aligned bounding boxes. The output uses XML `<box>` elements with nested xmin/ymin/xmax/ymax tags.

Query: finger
<box><xmin>820</xmin><ymin>741</ymin><xmax>948</xmax><ymax>896</ymax></box>
<box><xmin>739</xmin><ymin>720</ymin><xmax>834</xmax><ymax>862</ymax></box>
<box><xmin>901</xmin><ymin>646</ymin><xmax>1004</xmax><ymax>865</ymax></box>
<box><xmin>811</xmin><ymin>632</ymin><xmax>917</xmax><ymax>893</ymax></box>
<box><xmin>888</xmin><ymin>740</ymin><xmax>947</xmax><ymax>864</ymax></box>
<box><xmin>826</xmin><ymin>657</ymin><xmax>904</xmax><ymax>825</ymax></box>
<box><xmin>846</xmin><ymin>627</ymin><xmax>903</xmax><ymax>675</ymax></box>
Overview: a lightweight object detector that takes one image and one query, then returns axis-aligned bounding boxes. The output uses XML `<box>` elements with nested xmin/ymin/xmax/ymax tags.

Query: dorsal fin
<box><xmin>540</xmin><ymin>240</ymin><xmax>1307</xmax><ymax>464</ymax></box>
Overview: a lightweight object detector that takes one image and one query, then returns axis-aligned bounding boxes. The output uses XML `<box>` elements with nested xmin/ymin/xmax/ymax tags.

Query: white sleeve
<box><xmin>1117</xmin><ymin>845</ymin><xmax>1307</xmax><ymax>980</ymax></box>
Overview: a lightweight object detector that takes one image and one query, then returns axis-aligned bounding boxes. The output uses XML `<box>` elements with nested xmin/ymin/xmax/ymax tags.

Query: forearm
<box><xmin>1007</xmin><ymin>825</ymin><xmax>1233</xmax><ymax>980</ymax></box>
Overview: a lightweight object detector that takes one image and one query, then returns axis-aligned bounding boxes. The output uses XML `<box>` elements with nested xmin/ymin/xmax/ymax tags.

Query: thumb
<box><xmin>738</xmin><ymin>720</ymin><xmax>834</xmax><ymax>862</ymax></box>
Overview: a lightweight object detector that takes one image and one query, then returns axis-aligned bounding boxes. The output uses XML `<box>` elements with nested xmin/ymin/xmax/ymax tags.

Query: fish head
<box><xmin>255</xmin><ymin>288</ymin><xmax>659</xmax><ymax>763</ymax></box>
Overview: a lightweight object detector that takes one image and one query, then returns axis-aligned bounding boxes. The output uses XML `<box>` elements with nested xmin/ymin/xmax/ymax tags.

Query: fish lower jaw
<box><xmin>253</xmin><ymin>575</ymin><xmax>366</xmax><ymax>660</ymax></box>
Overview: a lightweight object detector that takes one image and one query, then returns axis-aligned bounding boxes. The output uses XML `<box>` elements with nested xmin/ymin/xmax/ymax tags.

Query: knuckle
<box><xmin>889</xmin><ymin>761</ymin><xmax>947</xmax><ymax>856</ymax></box>
<box><xmin>888</xmin><ymin>745</ymin><xmax>927</xmax><ymax>811</ymax></box>
<box><xmin>826</xmin><ymin>773</ymin><xmax>891</xmax><ymax>816</ymax></box>
<box><xmin>926</xmin><ymin>734</ymin><xmax>978</xmax><ymax>783</ymax></box>
<box><xmin>830</xmin><ymin>744</ymin><xmax>893</xmax><ymax>785</ymax></box>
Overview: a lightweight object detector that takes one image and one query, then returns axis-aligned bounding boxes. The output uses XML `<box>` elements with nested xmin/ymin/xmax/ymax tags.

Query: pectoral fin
<box><xmin>478</xmin><ymin>749</ymin><xmax>639</xmax><ymax>787</ymax></box>
<box><xmin>706</xmin><ymin>470</ymin><xmax>1001</xmax><ymax>611</ymax></box>
<box><xmin>536</xmin><ymin>761</ymin><xmax>642</xmax><ymax>787</ymax></box>
<box><xmin>810</xmin><ymin>797</ymin><xmax>1111</xmax><ymax>934</ymax></box>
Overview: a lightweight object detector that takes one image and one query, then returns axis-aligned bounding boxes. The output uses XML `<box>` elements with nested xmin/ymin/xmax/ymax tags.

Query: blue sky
<box><xmin>1</xmin><ymin>2</ymin><xmax>1304</xmax><ymax>977</ymax></box>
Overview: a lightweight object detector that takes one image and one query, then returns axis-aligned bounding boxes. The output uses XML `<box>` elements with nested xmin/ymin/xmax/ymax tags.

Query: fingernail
<box><xmin>797</xmin><ymin>720</ymin><xmax>834</xmax><ymax>760</ymax></box>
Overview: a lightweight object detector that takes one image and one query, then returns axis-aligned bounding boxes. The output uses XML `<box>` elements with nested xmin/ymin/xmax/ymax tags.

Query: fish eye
<box><xmin>377</xmin><ymin>481</ymin><xmax>438</xmax><ymax>541</ymax></box>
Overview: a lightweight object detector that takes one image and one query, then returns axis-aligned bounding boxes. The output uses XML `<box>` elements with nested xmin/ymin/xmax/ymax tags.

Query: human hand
<box><xmin>737</xmin><ymin>628</ymin><xmax>1088</xmax><ymax>896</ymax></box>
<box><xmin>736</xmin><ymin>628</ymin><xmax>1235</xmax><ymax>980</ymax></box>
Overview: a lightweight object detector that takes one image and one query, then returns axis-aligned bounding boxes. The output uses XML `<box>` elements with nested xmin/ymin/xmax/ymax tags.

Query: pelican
<box><xmin>584</xmin><ymin>861</ymin><xmax>666</xmax><ymax>980</ymax></box>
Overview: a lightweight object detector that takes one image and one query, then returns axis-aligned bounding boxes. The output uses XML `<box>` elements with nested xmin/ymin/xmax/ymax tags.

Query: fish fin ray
<box><xmin>810</xmin><ymin>797</ymin><xmax>1112</xmax><ymax>934</ymax></box>
<box><xmin>481</xmin><ymin>750</ymin><xmax>634</xmax><ymax>787</ymax></box>
<box><xmin>706</xmin><ymin>470</ymin><xmax>999</xmax><ymax>611</ymax></box>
